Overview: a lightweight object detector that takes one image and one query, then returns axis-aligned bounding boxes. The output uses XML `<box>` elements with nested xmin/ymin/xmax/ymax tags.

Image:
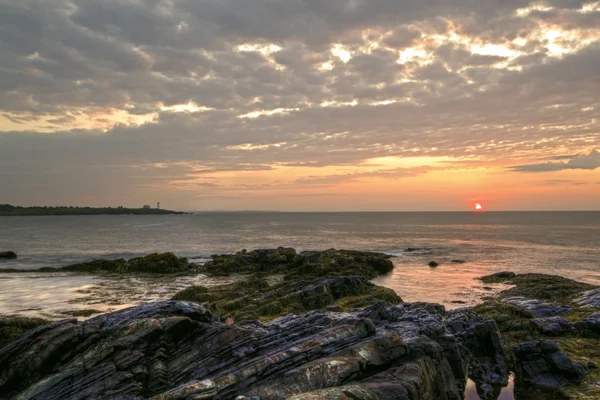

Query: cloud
<box><xmin>0</xmin><ymin>0</ymin><xmax>599</xmax><ymax>208</ymax></box>
<box><xmin>510</xmin><ymin>150</ymin><xmax>600</xmax><ymax>172</ymax></box>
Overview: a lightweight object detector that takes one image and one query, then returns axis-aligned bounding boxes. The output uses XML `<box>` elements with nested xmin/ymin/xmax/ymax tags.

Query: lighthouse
<box><xmin>157</xmin><ymin>202</ymin><xmax>160</xmax><ymax>210</ymax></box>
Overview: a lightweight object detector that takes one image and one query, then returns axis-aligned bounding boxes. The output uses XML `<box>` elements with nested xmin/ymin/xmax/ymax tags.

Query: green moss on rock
<box><xmin>480</xmin><ymin>273</ymin><xmax>597</xmax><ymax>302</ymax></box>
<box><xmin>0</xmin><ymin>317</ymin><xmax>50</xmax><ymax>348</ymax></box>
<box><xmin>199</xmin><ymin>248</ymin><xmax>394</xmax><ymax>280</ymax></box>
<box><xmin>173</xmin><ymin>275</ymin><xmax>402</xmax><ymax>323</ymax></box>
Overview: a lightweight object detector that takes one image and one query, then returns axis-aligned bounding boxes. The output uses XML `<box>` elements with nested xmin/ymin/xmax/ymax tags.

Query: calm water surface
<box><xmin>1</xmin><ymin>211</ymin><xmax>599</xmax><ymax>399</ymax></box>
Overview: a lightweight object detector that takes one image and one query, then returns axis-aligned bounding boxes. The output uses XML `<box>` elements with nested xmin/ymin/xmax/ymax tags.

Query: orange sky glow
<box><xmin>0</xmin><ymin>0</ymin><xmax>598</xmax><ymax>211</ymax></box>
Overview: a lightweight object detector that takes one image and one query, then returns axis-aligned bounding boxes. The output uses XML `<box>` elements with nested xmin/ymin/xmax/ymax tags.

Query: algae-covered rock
<box><xmin>199</xmin><ymin>248</ymin><xmax>394</xmax><ymax>279</ymax></box>
<box><xmin>173</xmin><ymin>275</ymin><xmax>402</xmax><ymax>322</ymax></box>
<box><xmin>0</xmin><ymin>251</ymin><xmax>17</xmax><ymax>259</ymax></box>
<box><xmin>0</xmin><ymin>300</ymin><xmax>507</xmax><ymax>400</ymax></box>
<box><xmin>0</xmin><ymin>317</ymin><xmax>50</xmax><ymax>349</ymax></box>
<box><xmin>476</xmin><ymin>273</ymin><xmax>600</xmax><ymax>398</ymax></box>
<box><xmin>479</xmin><ymin>273</ymin><xmax>596</xmax><ymax>301</ymax></box>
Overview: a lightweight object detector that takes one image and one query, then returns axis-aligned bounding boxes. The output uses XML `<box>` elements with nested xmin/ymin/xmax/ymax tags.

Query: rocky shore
<box><xmin>1</xmin><ymin>249</ymin><xmax>600</xmax><ymax>399</ymax></box>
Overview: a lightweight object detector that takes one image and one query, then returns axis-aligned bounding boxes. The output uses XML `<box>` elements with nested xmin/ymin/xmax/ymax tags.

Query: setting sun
<box><xmin>475</xmin><ymin>203</ymin><xmax>483</xmax><ymax>211</ymax></box>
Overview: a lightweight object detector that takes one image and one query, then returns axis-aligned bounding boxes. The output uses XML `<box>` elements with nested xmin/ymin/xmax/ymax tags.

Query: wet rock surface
<box><xmin>530</xmin><ymin>317</ymin><xmax>574</xmax><ymax>336</ymax></box>
<box><xmin>0</xmin><ymin>300</ymin><xmax>508</xmax><ymax>400</ymax></box>
<box><xmin>476</xmin><ymin>272</ymin><xmax>600</xmax><ymax>398</ymax></box>
<box><xmin>173</xmin><ymin>275</ymin><xmax>401</xmax><ymax>323</ymax></box>
<box><xmin>513</xmin><ymin>340</ymin><xmax>585</xmax><ymax>390</ymax></box>
<box><xmin>502</xmin><ymin>297</ymin><xmax>572</xmax><ymax>318</ymax></box>
<box><xmin>572</xmin><ymin>288</ymin><xmax>600</xmax><ymax>308</ymax></box>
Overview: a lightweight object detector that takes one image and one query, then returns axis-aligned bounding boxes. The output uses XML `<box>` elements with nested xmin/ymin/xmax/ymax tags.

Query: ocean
<box><xmin>2</xmin><ymin>211</ymin><xmax>598</xmax><ymax>400</ymax></box>
<box><xmin>1</xmin><ymin>211</ymin><xmax>599</xmax><ymax>313</ymax></box>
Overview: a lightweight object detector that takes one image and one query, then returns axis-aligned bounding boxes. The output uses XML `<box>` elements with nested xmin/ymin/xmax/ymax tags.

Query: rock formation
<box><xmin>0</xmin><ymin>251</ymin><xmax>17</xmax><ymax>260</ymax></box>
<box><xmin>0</xmin><ymin>300</ymin><xmax>508</xmax><ymax>400</ymax></box>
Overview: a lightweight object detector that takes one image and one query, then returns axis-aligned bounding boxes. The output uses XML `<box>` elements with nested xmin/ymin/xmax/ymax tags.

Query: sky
<box><xmin>0</xmin><ymin>0</ymin><xmax>599</xmax><ymax>211</ymax></box>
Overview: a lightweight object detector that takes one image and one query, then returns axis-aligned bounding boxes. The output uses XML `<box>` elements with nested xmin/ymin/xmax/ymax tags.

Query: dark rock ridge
<box><xmin>0</xmin><ymin>300</ymin><xmax>508</xmax><ymax>400</ymax></box>
<box><xmin>0</xmin><ymin>251</ymin><xmax>17</xmax><ymax>260</ymax></box>
<box><xmin>1</xmin><ymin>249</ymin><xmax>394</xmax><ymax>279</ymax></box>
<box><xmin>200</xmin><ymin>248</ymin><xmax>394</xmax><ymax>279</ymax></box>
<box><xmin>1</xmin><ymin>253</ymin><xmax>191</xmax><ymax>274</ymax></box>
<box><xmin>59</xmin><ymin>253</ymin><xmax>191</xmax><ymax>274</ymax></box>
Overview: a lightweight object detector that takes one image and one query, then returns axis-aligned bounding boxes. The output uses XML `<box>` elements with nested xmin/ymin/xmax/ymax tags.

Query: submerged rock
<box><xmin>0</xmin><ymin>251</ymin><xmax>17</xmax><ymax>259</ymax></box>
<box><xmin>428</xmin><ymin>261</ymin><xmax>439</xmax><ymax>267</ymax></box>
<box><xmin>0</xmin><ymin>300</ymin><xmax>508</xmax><ymax>400</ymax></box>
<box><xmin>513</xmin><ymin>340</ymin><xmax>585</xmax><ymax>390</ymax></box>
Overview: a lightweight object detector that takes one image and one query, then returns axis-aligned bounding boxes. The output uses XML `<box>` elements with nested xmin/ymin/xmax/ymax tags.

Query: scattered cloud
<box><xmin>0</xmin><ymin>0</ymin><xmax>599</xmax><ymax>209</ymax></box>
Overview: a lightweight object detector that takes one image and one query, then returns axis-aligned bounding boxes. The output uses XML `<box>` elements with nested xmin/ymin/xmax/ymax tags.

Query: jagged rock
<box><xmin>513</xmin><ymin>340</ymin><xmax>585</xmax><ymax>390</ymax></box>
<box><xmin>0</xmin><ymin>300</ymin><xmax>508</xmax><ymax>400</ymax></box>
<box><xmin>503</xmin><ymin>297</ymin><xmax>572</xmax><ymax>317</ymax></box>
<box><xmin>573</xmin><ymin>288</ymin><xmax>600</xmax><ymax>308</ymax></box>
<box><xmin>531</xmin><ymin>317</ymin><xmax>574</xmax><ymax>336</ymax></box>
<box><xmin>446</xmin><ymin>309</ymin><xmax>508</xmax><ymax>399</ymax></box>
<box><xmin>0</xmin><ymin>251</ymin><xmax>17</xmax><ymax>260</ymax></box>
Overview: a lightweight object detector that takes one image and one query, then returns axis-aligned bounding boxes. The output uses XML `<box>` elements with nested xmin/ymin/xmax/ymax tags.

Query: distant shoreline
<box><xmin>0</xmin><ymin>205</ymin><xmax>185</xmax><ymax>216</ymax></box>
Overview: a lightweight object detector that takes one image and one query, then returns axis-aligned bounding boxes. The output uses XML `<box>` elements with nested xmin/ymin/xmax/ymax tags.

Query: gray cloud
<box><xmin>511</xmin><ymin>150</ymin><xmax>600</xmax><ymax>172</ymax></box>
<box><xmin>0</xmin><ymin>0</ymin><xmax>599</xmax><ymax>208</ymax></box>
